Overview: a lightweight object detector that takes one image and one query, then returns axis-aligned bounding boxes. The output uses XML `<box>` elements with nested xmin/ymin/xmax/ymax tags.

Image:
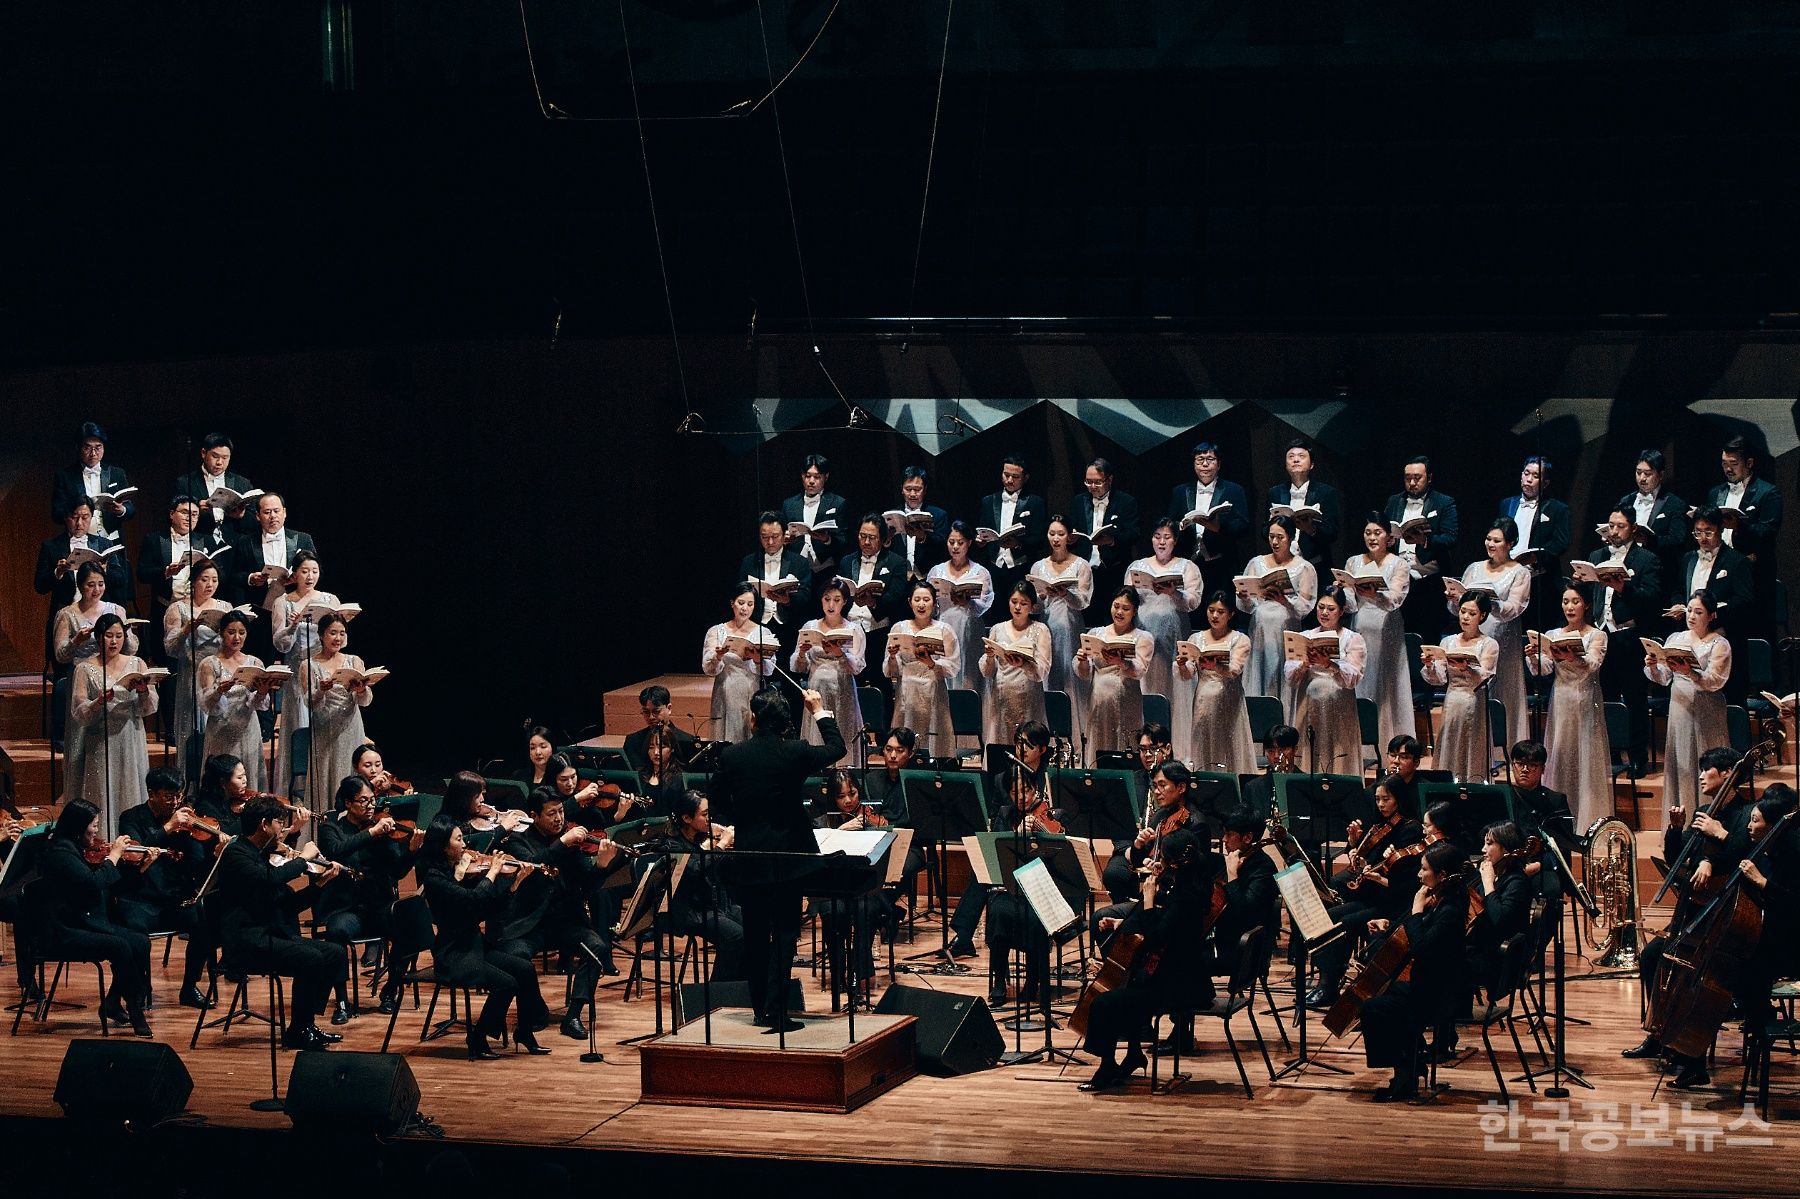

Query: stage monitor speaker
<box><xmin>284</xmin><ymin>1051</ymin><xmax>419</xmax><ymax>1136</ymax></box>
<box><xmin>677</xmin><ymin>978</ymin><xmax>804</xmax><ymax>1023</ymax></box>
<box><xmin>874</xmin><ymin>984</ymin><xmax>1003</xmax><ymax>1075</ymax></box>
<box><xmin>54</xmin><ymin>1039</ymin><xmax>192</xmax><ymax>1125</ymax></box>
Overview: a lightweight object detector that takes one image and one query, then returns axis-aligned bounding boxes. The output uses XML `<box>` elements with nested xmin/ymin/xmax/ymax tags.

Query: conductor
<box><xmin>710</xmin><ymin>688</ymin><xmax>845</xmax><ymax>1032</ymax></box>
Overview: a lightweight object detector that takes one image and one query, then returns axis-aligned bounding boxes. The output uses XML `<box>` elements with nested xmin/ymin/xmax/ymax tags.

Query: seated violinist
<box><xmin>115</xmin><ymin>766</ymin><xmax>218</xmax><ymax>1010</ymax></box>
<box><xmin>1079</xmin><ymin>828</ymin><xmax>1214</xmax><ymax>1092</ymax></box>
<box><xmin>945</xmin><ymin>721</ymin><xmax>1052</xmax><ymax>970</ymax></box>
<box><xmin>194</xmin><ymin>751</ymin><xmax>308</xmax><ymax>843</ymax></box>
<box><xmin>492</xmin><ymin>787</ymin><xmax>620</xmax><ymax>1040</ymax></box>
<box><xmin>441</xmin><ymin>769</ymin><xmax>528</xmax><ymax>853</ymax></box>
<box><xmin>812</xmin><ymin>768</ymin><xmax>894</xmax><ymax>1003</ymax></box>
<box><xmin>631</xmin><ymin>725</ymin><xmax>688</xmax><ymax>819</ymax></box>
<box><xmin>1307</xmin><ymin>775</ymin><xmax>1425</xmax><ymax>1010</ymax></box>
<box><xmin>317</xmin><ymin>774</ymin><xmax>423</xmax><ymax>1021</ymax></box>
<box><xmin>34</xmin><ymin>800</ymin><xmax>155</xmax><ymax>1036</ymax></box>
<box><xmin>351</xmin><ymin>743</ymin><xmax>413</xmax><ymax>800</ymax></box>
<box><xmin>651</xmin><ymin>791</ymin><xmax>745</xmax><ymax>983</ymax></box>
<box><xmin>1358</xmin><ymin>840</ymin><xmax>1468</xmax><ymax>1103</ymax></box>
<box><xmin>214</xmin><ymin>795</ymin><xmax>346</xmax><ymax>1050</ymax></box>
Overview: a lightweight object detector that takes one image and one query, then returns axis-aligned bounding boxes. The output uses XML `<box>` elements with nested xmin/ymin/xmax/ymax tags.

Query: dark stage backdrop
<box><xmin>3</xmin><ymin>328</ymin><xmax>1796</xmax><ymax>782</ymax></box>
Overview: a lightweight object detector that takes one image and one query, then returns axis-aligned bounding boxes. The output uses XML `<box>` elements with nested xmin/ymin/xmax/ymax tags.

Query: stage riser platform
<box><xmin>639</xmin><ymin>1013</ymin><xmax>917</xmax><ymax>1112</ymax></box>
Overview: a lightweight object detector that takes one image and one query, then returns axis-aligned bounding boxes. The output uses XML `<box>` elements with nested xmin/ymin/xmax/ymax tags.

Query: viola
<box><xmin>370</xmin><ymin>774</ymin><xmax>416</xmax><ymax>800</ymax></box>
<box><xmin>120</xmin><ymin>843</ymin><xmax>180</xmax><ymax>865</ymax></box>
<box><xmin>1464</xmin><ymin>835</ymin><xmax>1543</xmax><ymax>933</ymax></box>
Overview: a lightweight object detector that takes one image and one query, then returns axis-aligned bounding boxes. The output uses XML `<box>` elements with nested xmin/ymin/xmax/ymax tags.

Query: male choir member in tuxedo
<box><xmin>232</xmin><ymin>492</ymin><xmax>318</xmax><ymax>605</ymax></box>
<box><xmin>1675</xmin><ymin>506</ymin><xmax>1755</xmax><ymax>705</ymax></box>
<box><xmin>1383</xmin><ymin>455</ymin><xmax>1460</xmax><ymax>638</ymax></box>
<box><xmin>1498</xmin><ymin>455</ymin><xmax>1570</xmax><ymax>632</ymax></box>
<box><xmin>622</xmin><ymin>684</ymin><xmax>698</xmax><ymax>769</ymax></box>
<box><xmin>492</xmin><ymin>786</ymin><xmax>619</xmax><ymax>1039</ymax></box>
<box><xmin>1170</xmin><ymin>441</ymin><xmax>1249</xmax><ymax>598</ymax></box>
<box><xmin>317</xmin><ymin>775</ymin><xmax>422</xmax><ymax>1021</ymax></box>
<box><xmin>215</xmin><ymin>795</ymin><xmax>346</xmax><ymax>1050</ymax></box>
<box><xmin>1621</xmin><ymin>449</ymin><xmax>1688</xmax><ymax>582</ymax></box>
<box><xmin>843</xmin><ymin>514</ymin><xmax>910</xmax><ymax>692</ymax></box>
<box><xmin>1267</xmin><ymin>438</ymin><xmax>1341</xmax><ymax>572</ymax></box>
<box><xmin>708</xmin><ymin>689</ymin><xmax>845</xmax><ymax>1031</ymax></box>
<box><xmin>137</xmin><ymin>496</ymin><xmax>225</xmax><ymax>650</ymax></box>
<box><xmin>34</xmin><ymin>498</ymin><xmax>132</xmax><ymax>661</ymax></box>
<box><xmin>1072</xmin><ymin>457</ymin><xmax>1141</xmax><ymax>621</ymax></box>
<box><xmin>115</xmin><ymin>767</ymin><xmax>216</xmax><ymax>1009</ymax></box>
<box><xmin>172</xmin><ymin>432</ymin><xmax>259</xmax><ymax>540</ymax></box>
<box><xmin>890</xmin><ymin>466</ymin><xmax>949</xmax><ymax>579</ymax></box>
<box><xmin>51</xmin><ymin>422</ymin><xmax>134</xmax><ymax>542</ymax></box>
<box><xmin>1586</xmin><ymin>506</ymin><xmax>1663</xmax><ymax>775</ymax></box>
<box><xmin>976</xmin><ymin>456</ymin><xmax>1048</xmax><ymax>600</ymax></box>
<box><xmin>738</xmin><ymin>511</ymin><xmax>812</xmax><ymax>668</ymax></box>
<box><xmin>781</xmin><ymin>454</ymin><xmax>848</xmax><ymax>618</ymax></box>
<box><xmin>1708</xmin><ymin>434</ymin><xmax>1784</xmax><ymax>642</ymax></box>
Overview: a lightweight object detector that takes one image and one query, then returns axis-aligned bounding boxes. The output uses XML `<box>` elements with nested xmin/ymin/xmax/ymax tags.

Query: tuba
<box><xmin>1580</xmin><ymin>816</ymin><xmax>1640</xmax><ymax>969</ymax></box>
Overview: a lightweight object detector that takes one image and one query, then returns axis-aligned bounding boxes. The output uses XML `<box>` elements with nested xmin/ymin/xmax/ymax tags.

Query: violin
<box><xmin>828</xmin><ymin>804</ymin><xmax>887</xmax><ymax>831</ymax></box>
<box><xmin>574</xmin><ymin>829</ymin><xmax>648</xmax><ymax>858</ymax></box>
<box><xmin>369</xmin><ymin>773</ymin><xmax>416</xmax><ymax>800</ymax></box>
<box><xmin>457</xmin><ymin>851</ymin><xmax>556</xmax><ymax>881</ymax></box>
<box><xmin>183</xmin><ymin>812</ymin><xmax>228</xmax><ymax>842</ymax></box>
<box><xmin>1464</xmin><ymin>835</ymin><xmax>1543</xmax><ymax>932</ymax></box>
<box><xmin>271</xmin><ymin>842</ymin><xmax>363</xmax><ymax>881</ymax></box>
<box><xmin>121</xmin><ymin>843</ymin><xmax>180</xmax><ymax>865</ymax></box>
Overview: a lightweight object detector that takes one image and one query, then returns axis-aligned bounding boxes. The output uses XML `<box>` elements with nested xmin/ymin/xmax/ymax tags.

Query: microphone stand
<box><xmin>1520</xmin><ymin>830</ymin><xmax>1597</xmax><ymax>1095</ymax></box>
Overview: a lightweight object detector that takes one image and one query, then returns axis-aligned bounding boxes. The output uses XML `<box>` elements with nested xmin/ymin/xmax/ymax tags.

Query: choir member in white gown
<box><xmin>1341</xmin><ymin>513</ymin><xmax>1413</xmax><ymax>750</ymax></box>
<box><xmin>1128</xmin><ymin>517</ymin><xmax>1203</xmax><ymax>762</ymax></box>
<box><xmin>791</xmin><ymin>579</ymin><xmax>866</xmax><ymax>765</ymax></box>
<box><xmin>199</xmin><ymin>611</ymin><xmax>278</xmax><ymax>793</ymax></box>
<box><xmin>73</xmin><ymin>614</ymin><xmax>157</xmax><ymax>835</ymax></box>
<box><xmin>1645</xmin><ymin>589</ymin><xmax>1732</xmax><ymax>820</ymax></box>
<box><xmin>1523</xmin><ymin>584</ymin><xmax>1611</xmax><ymax>828</ymax></box>
<box><xmin>885</xmin><ymin>579</ymin><xmax>958</xmax><ymax>757</ymax></box>
<box><xmin>1177</xmin><ymin>591</ymin><xmax>1256</xmax><ymax>775</ymax></box>
<box><xmin>1420</xmin><ymin>593</ymin><xmax>1500</xmax><ymax>783</ymax></box>
<box><xmin>980</xmin><ymin>581</ymin><xmax>1051</xmax><ymax>746</ymax></box>
<box><xmin>161</xmin><ymin>560</ymin><xmax>229</xmax><ymax>755</ymax></box>
<box><xmin>926</xmin><ymin>523</ymin><xmax>995</xmax><ymax>691</ymax></box>
<box><xmin>703</xmin><ymin>583</ymin><xmax>777</xmax><ymax>744</ymax></box>
<box><xmin>303</xmin><ymin>612</ymin><xmax>374</xmax><ymax>811</ymax></box>
<box><xmin>52</xmin><ymin>563</ymin><xmax>136</xmax><ymax>806</ymax></box>
<box><xmin>271</xmin><ymin>552</ymin><xmax>340</xmax><ymax>795</ymax></box>
<box><xmin>1236</xmin><ymin>516</ymin><xmax>1317</xmax><ymax>711</ymax></box>
<box><xmin>1284</xmin><ymin>590</ymin><xmax>1367</xmax><ymax>777</ymax></box>
<box><xmin>1447</xmin><ymin>519</ymin><xmax>1532</xmax><ymax>749</ymax></box>
<box><xmin>1074</xmin><ymin>588</ymin><xmax>1155</xmax><ymax>764</ymax></box>
<box><xmin>1030</xmin><ymin>517</ymin><xmax>1094</xmax><ymax>748</ymax></box>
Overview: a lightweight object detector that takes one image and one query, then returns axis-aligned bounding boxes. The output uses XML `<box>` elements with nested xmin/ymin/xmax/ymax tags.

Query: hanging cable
<box><xmin>902</xmin><ymin>0</ymin><xmax>956</xmax><ymax>354</ymax></box>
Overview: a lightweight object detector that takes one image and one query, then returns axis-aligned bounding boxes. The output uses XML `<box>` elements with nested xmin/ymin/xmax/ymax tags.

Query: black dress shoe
<box><xmin>331</xmin><ymin>1001</ymin><xmax>352</xmax><ymax>1026</ymax></box>
<box><xmin>1669</xmin><ymin>1064</ymin><xmax>1711</xmax><ymax>1090</ymax></box>
<box><xmin>560</xmin><ymin>1013</ymin><xmax>588</xmax><ymax>1040</ymax></box>
<box><xmin>1119</xmin><ymin>1047</ymin><xmax>1148</xmax><ymax>1078</ymax></box>
<box><xmin>516</xmin><ymin>1027</ymin><xmax>552</xmax><ymax>1055</ymax></box>
<box><xmin>100</xmin><ymin>1002</ymin><xmax>131</xmax><ymax>1027</ymax></box>
<box><xmin>948</xmin><ymin>937</ymin><xmax>977</xmax><ymax>959</ymax></box>
<box><xmin>1304</xmin><ymin>987</ymin><xmax>1336</xmax><ymax>1011</ymax></box>
<box><xmin>314</xmin><ymin>1027</ymin><xmax>343</xmax><ymax>1043</ymax></box>
<box><xmin>1373</xmin><ymin>1080</ymin><xmax>1419</xmax><ymax>1103</ymax></box>
<box><xmin>283</xmin><ymin>1027</ymin><xmax>333</xmax><ymax>1051</ymax></box>
<box><xmin>128</xmin><ymin>1010</ymin><xmax>154</xmax><ymax>1038</ymax></box>
<box><xmin>1620</xmin><ymin>1037</ymin><xmax>1663</xmax><ymax>1060</ymax></box>
<box><xmin>376</xmin><ymin>995</ymin><xmax>400</xmax><ymax>1016</ymax></box>
<box><xmin>759</xmin><ymin>1018</ymin><xmax>804</xmax><ymax>1034</ymax></box>
<box><xmin>467</xmin><ymin>1032</ymin><xmax>500</xmax><ymax>1061</ymax></box>
<box><xmin>1078</xmin><ymin>1065</ymin><xmax>1126</xmax><ymax>1092</ymax></box>
<box><xmin>179</xmin><ymin>986</ymin><xmax>214</xmax><ymax>1011</ymax></box>
<box><xmin>987</xmin><ymin>987</ymin><xmax>1009</xmax><ymax>1008</ymax></box>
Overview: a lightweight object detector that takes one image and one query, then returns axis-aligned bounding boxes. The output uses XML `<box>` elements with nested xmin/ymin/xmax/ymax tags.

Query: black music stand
<box><xmin>1185</xmin><ymin>771</ymin><xmax>1244</xmax><ymax>829</ymax></box>
<box><xmin>1051</xmin><ymin>770</ymin><xmax>1139</xmax><ymax>845</ymax></box>
<box><xmin>989</xmin><ymin>836</ymin><xmax>1087</xmax><ymax>1065</ymax></box>
<box><xmin>898</xmin><ymin>770</ymin><xmax>986</xmax><ymax>973</ymax></box>
<box><xmin>1418</xmin><ymin>782</ymin><xmax>1516</xmax><ymax>858</ymax></box>
<box><xmin>614</xmin><ymin>857</ymin><xmax>675</xmax><ymax>1046</ymax></box>
<box><xmin>1276</xmin><ymin>773</ymin><xmax>1370</xmax><ymax>865</ymax></box>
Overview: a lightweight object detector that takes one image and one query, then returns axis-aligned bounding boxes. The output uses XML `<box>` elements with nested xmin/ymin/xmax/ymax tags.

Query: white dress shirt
<box><xmin>262</xmin><ymin>531</ymin><xmax>288</xmax><ymax>571</ymax></box>
<box><xmin>1514</xmin><ymin>497</ymin><xmax>1539</xmax><ymax>552</ymax></box>
<box><xmin>762</xmin><ymin>551</ymin><xmax>787</xmax><ymax>625</ymax></box>
<box><xmin>1598</xmin><ymin>544</ymin><xmax>1629</xmax><ymax>630</ymax></box>
<box><xmin>1088</xmin><ymin>494</ymin><xmax>1110</xmax><ymax>567</ymax></box>
<box><xmin>799</xmin><ymin>494</ymin><xmax>822</xmax><ymax>563</ymax></box>
<box><xmin>1722</xmin><ymin>479</ymin><xmax>1748</xmax><ymax>546</ymax></box>
<box><xmin>1632</xmin><ymin>490</ymin><xmax>1658</xmax><ymax>532</ymax></box>
<box><xmin>996</xmin><ymin>491</ymin><xmax>1020</xmax><ymax>570</ymax></box>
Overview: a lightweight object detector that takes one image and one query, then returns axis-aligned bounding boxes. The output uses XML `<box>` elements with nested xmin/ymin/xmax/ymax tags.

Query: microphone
<box><xmin>846</xmin><ymin>406</ymin><xmax>871</xmax><ymax>429</ymax></box>
<box><xmin>745</xmin><ymin>303</ymin><xmax>757</xmax><ymax>352</ymax></box>
<box><xmin>937</xmin><ymin>413</ymin><xmax>977</xmax><ymax>437</ymax></box>
<box><xmin>675</xmin><ymin>412</ymin><xmax>706</xmax><ymax>436</ymax></box>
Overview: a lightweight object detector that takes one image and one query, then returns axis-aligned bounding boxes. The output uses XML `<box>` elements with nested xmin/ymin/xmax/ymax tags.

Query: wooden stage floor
<box><xmin>1</xmin><ymin>909</ymin><xmax>1795</xmax><ymax>1198</ymax></box>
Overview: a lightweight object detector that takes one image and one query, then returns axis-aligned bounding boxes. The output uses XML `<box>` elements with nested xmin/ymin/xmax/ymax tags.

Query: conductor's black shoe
<box><xmin>760</xmin><ymin>1017</ymin><xmax>804</xmax><ymax>1034</ymax></box>
<box><xmin>1620</xmin><ymin>1037</ymin><xmax>1662</xmax><ymax>1060</ymax></box>
<box><xmin>179</xmin><ymin>986</ymin><xmax>214</xmax><ymax>1011</ymax></box>
<box><xmin>948</xmin><ymin>937</ymin><xmax>977</xmax><ymax>959</ymax></box>
<box><xmin>1669</xmin><ymin>1065</ymin><xmax>1711</xmax><ymax>1090</ymax></box>
<box><xmin>331</xmin><ymin>1001</ymin><xmax>351</xmax><ymax>1026</ymax></box>
<box><xmin>560</xmin><ymin>1013</ymin><xmax>588</xmax><ymax>1040</ymax></box>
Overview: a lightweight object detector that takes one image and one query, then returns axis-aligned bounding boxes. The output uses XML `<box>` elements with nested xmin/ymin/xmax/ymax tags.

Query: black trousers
<box><xmin>1312</xmin><ymin>898</ymin><xmax>1386</xmax><ymax>995</ymax></box>
<box><xmin>737</xmin><ymin>883</ymin><xmax>803</xmax><ymax>1021</ymax></box>
<box><xmin>49</xmin><ymin>923</ymin><xmax>151</xmax><ymax>1009</ymax></box>
<box><xmin>322</xmin><ymin>907</ymin><xmax>391</xmax><ymax>1003</ymax></box>
<box><xmin>228</xmin><ymin>934</ymin><xmax>345</xmax><ymax>1033</ymax></box>
<box><xmin>985</xmin><ymin>892</ymin><xmax>1050</xmax><ymax>991</ymax></box>
<box><xmin>442</xmin><ymin>947</ymin><xmax>548</xmax><ymax>1036</ymax></box>
<box><xmin>671</xmin><ymin>906</ymin><xmax>746</xmax><ymax>983</ymax></box>
<box><xmin>1101</xmin><ymin>854</ymin><xmax>1139</xmax><ymax>905</ymax></box>
<box><xmin>115</xmin><ymin>896</ymin><xmax>212</xmax><ymax>989</ymax></box>
<box><xmin>495</xmin><ymin>916</ymin><xmax>607</xmax><ymax>1016</ymax></box>
<box><xmin>1597</xmin><ymin>627</ymin><xmax>1649</xmax><ymax>760</ymax></box>
<box><xmin>1081</xmin><ymin>982</ymin><xmax>1173</xmax><ymax>1059</ymax></box>
<box><xmin>818</xmin><ymin>893</ymin><xmax>886</xmax><ymax>985</ymax></box>
<box><xmin>1361</xmin><ymin>983</ymin><xmax>1424</xmax><ymax>1073</ymax></box>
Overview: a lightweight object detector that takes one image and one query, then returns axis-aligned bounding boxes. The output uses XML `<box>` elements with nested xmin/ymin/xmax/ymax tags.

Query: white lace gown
<box><xmin>1645</xmin><ymin>631</ymin><xmax>1732</xmax><ymax>817</ymax></box>
<box><xmin>1074</xmin><ymin>626</ymin><xmax>1154</xmax><ymax>764</ymax></box>
<box><xmin>1129</xmin><ymin>555</ymin><xmax>1203</xmax><ymax>759</ymax></box>
<box><xmin>979</xmin><ymin>618</ymin><xmax>1051</xmax><ymax>746</ymax></box>
<box><xmin>1421</xmin><ymin>634</ymin><xmax>1499</xmax><ymax>782</ymax></box>
<box><xmin>702</xmin><ymin>622</ymin><xmax>777</xmax><ymax>744</ymax></box>
<box><xmin>52</xmin><ymin>601</ymin><xmax>135</xmax><ymax>806</ymax></box>
<box><xmin>1029</xmin><ymin>557</ymin><xmax>1094</xmax><ymax>747</ymax></box>
<box><xmin>1236</xmin><ymin>555</ymin><xmax>1317</xmax><ymax>714</ymax></box>
<box><xmin>271</xmin><ymin>590</ymin><xmax>342</xmax><ymax>795</ymax></box>
<box><xmin>1180</xmin><ymin>629</ymin><xmax>1256</xmax><ymax>775</ymax></box>
<box><xmin>1284</xmin><ymin>627</ymin><xmax>1368</xmax><ymax>776</ymax></box>
<box><xmin>885</xmin><ymin>621</ymin><xmax>958</xmax><ymax>757</ymax></box>
<box><xmin>73</xmin><ymin>655</ymin><xmax>158</xmax><ymax>836</ymax></box>
<box><xmin>304</xmin><ymin>652</ymin><xmax>373</xmax><ymax>811</ymax></box>
<box><xmin>162</xmin><ymin>598</ymin><xmax>229</xmax><ymax>752</ymax></box>
<box><xmin>1451</xmin><ymin>561</ymin><xmax>1532</xmax><ymax>749</ymax></box>
<box><xmin>1342</xmin><ymin>553</ymin><xmax>1413</xmax><ymax>749</ymax></box>
<box><xmin>1525</xmin><ymin>628</ymin><xmax>1611</xmax><ymax>828</ymax></box>
<box><xmin>926</xmin><ymin>561</ymin><xmax>994</xmax><ymax>691</ymax></box>
<box><xmin>791</xmin><ymin>620</ymin><xmax>866</xmax><ymax>766</ymax></box>
<box><xmin>200</xmin><ymin>653</ymin><xmax>273</xmax><ymax>792</ymax></box>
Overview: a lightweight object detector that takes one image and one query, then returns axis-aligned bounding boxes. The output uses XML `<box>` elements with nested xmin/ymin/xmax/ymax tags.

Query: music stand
<box><xmin>1185</xmin><ymin>771</ymin><xmax>1243</xmax><ymax>829</ymax></box>
<box><xmin>1418</xmin><ymin>782</ymin><xmax>1516</xmax><ymax>858</ymax></box>
<box><xmin>1051</xmin><ymin>769</ymin><xmax>1140</xmax><ymax>843</ymax></box>
<box><xmin>989</xmin><ymin>836</ymin><xmax>1087</xmax><ymax>1065</ymax></box>
<box><xmin>1276</xmin><ymin>773</ymin><xmax>1370</xmax><ymax>865</ymax></box>
<box><xmin>614</xmin><ymin>856</ymin><xmax>675</xmax><ymax>1046</ymax></box>
<box><xmin>899</xmin><ymin>770</ymin><xmax>987</xmax><ymax>972</ymax></box>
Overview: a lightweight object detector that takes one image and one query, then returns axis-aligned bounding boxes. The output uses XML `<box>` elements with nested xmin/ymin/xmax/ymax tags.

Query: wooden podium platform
<box><xmin>639</xmin><ymin>1009</ymin><xmax>917</xmax><ymax>1113</ymax></box>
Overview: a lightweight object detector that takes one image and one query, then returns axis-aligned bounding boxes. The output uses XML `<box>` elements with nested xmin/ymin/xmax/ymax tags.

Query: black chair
<box><xmin>858</xmin><ymin>686</ymin><xmax>890</xmax><ymax>750</ymax></box>
<box><xmin>1356</xmin><ymin>697</ymin><xmax>1380</xmax><ymax>777</ymax></box>
<box><xmin>1245</xmin><ymin>697</ymin><xmax>1283</xmax><ymax>760</ymax></box>
<box><xmin>1152</xmin><ymin>925</ymin><xmax>1275</xmax><ymax>1097</ymax></box>
<box><xmin>189</xmin><ymin>955</ymin><xmax>285</xmax><ymax>1050</ymax></box>
<box><xmin>1142</xmin><ymin>692</ymin><xmax>1171</xmax><ymax>732</ymax></box>
<box><xmin>9</xmin><ymin>884</ymin><xmax>111</xmax><ymax>1038</ymax></box>
<box><xmin>1456</xmin><ymin>933</ymin><xmax>1538</xmax><ymax>1101</ymax></box>
<box><xmin>379</xmin><ymin>894</ymin><xmax>495</xmax><ymax>1052</ymax></box>
<box><xmin>286</xmin><ymin>726</ymin><xmax>311</xmax><ymax>803</ymax></box>
<box><xmin>1044</xmin><ymin>690</ymin><xmax>1073</xmax><ymax>744</ymax></box>
<box><xmin>1604</xmin><ymin>701</ymin><xmax>1643</xmax><ymax>822</ymax></box>
<box><xmin>948</xmin><ymin>688</ymin><xmax>982</xmax><ymax>755</ymax></box>
<box><xmin>1405</xmin><ymin>633</ymin><xmax>1436</xmax><ymax>751</ymax></box>
<box><xmin>1727</xmin><ymin>704</ymin><xmax>1752</xmax><ymax>755</ymax></box>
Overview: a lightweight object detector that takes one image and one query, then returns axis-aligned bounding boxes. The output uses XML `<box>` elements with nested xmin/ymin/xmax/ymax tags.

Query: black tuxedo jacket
<box><xmin>1068</xmin><ymin>488</ymin><xmax>1141</xmax><ymax>571</ymax></box>
<box><xmin>738</xmin><ymin>547</ymin><xmax>813</xmax><ymax>625</ymax></box>
<box><xmin>1616</xmin><ymin>491</ymin><xmax>1689</xmax><ymax>558</ymax></box>
<box><xmin>887</xmin><ymin>503</ymin><xmax>950</xmax><ymax>577</ymax></box>
<box><xmin>37</xmin><ymin>839</ymin><xmax>124</xmax><ymax>943</ymax></box>
<box><xmin>840</xmin><ymin>550</ymin><xmax>910</xmax><ymax>627</ymax></box>
<box><xmin>1382</xmin><ymin>489</ymin><xmax>1459</xmax><ymax>568</ymax></box>
<box><xmin>35</xmin><ymin>533</ymin><xmax>132</xmax><ymax>609</ymax></box>
<box><xmin>1168</xmin><ymin>478</ymin><xmax>1250</xmax><ymax>565</ymax></box>
<box><xmin>1498</xmin><ymin>495</ymin><xmax>1570</xmax><ymax>561</ymax></box>
<box><xmin>781</xmin><ymin>491</ymin><xmax>849</xmax><ymax>574</ymax></box>
<box><xmin>1673</xmin><ymin>546</ymin><xmax>1754</xmax><ymax>624</ymax></box>
<box><xmin>1584</xmin><ymin>545</ymin><xmax>1663</xmax><ymax>628</ymax></box>
<box><xmin>51</xmin><ymin>463</ymin><xmax>135</xmax><ymax>533</ymax></box>
<box><xmin>975</xmin><ymin>491</ymin><xmax>1048</xmax><ymax>569</ymax></box>
<box><xmin>1266</xmin><ymin>479</ymin><xmax>1342</xmax><ymax>566</ymax></box>
<box><xmin>172</xmin><ymin>468</ymin><xmax>259</xmax><ymax>539</ymax></box>
<box><xmin>711</xmin><ymin>718</ymin><xmax>845</xmax><ymax>854</ymax></box>
<box><xmin>229</xmin><ymin>528</ymin><xmax>319</xmax><ymax>602</ymax></box>
<box><xmin>1706</xmin><ymin>477</ymin><xmax>1784</xmax><ymax>565</ymax></box>
<box><xmin>137</xmin><ymin>529</ymin><xmax>232</xmax><ymax>609</ymax></box>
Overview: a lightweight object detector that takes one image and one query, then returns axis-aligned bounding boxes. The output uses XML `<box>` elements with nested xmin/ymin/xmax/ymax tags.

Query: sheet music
<box><xmin>960</xmin><ymin>835</ymin><xmax>995</xmax><ymax>885</ymax></box>
<box><xmin>812</xmin><ymin>827</ymin><xmax>895</xmax><ymax>863</ymax></box>
<box><xmin>1012</xmin><ymin>857</ymin><xmax>1079</xmax><ymax>936</ymax></box>
<box><xmin>1060</xmin><ymin>836</ymin><xmax>1107</xmax><ymax>893</ymax></box>
<box><xmin>1274</xmin><ymin>861</ymin><xmax>1340</xmax><ymax>945</ymax></box>
<box><xmin>884</xmin><ymin>827</ymin><xmax>915</xmax><ymax>885</ymax></box>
